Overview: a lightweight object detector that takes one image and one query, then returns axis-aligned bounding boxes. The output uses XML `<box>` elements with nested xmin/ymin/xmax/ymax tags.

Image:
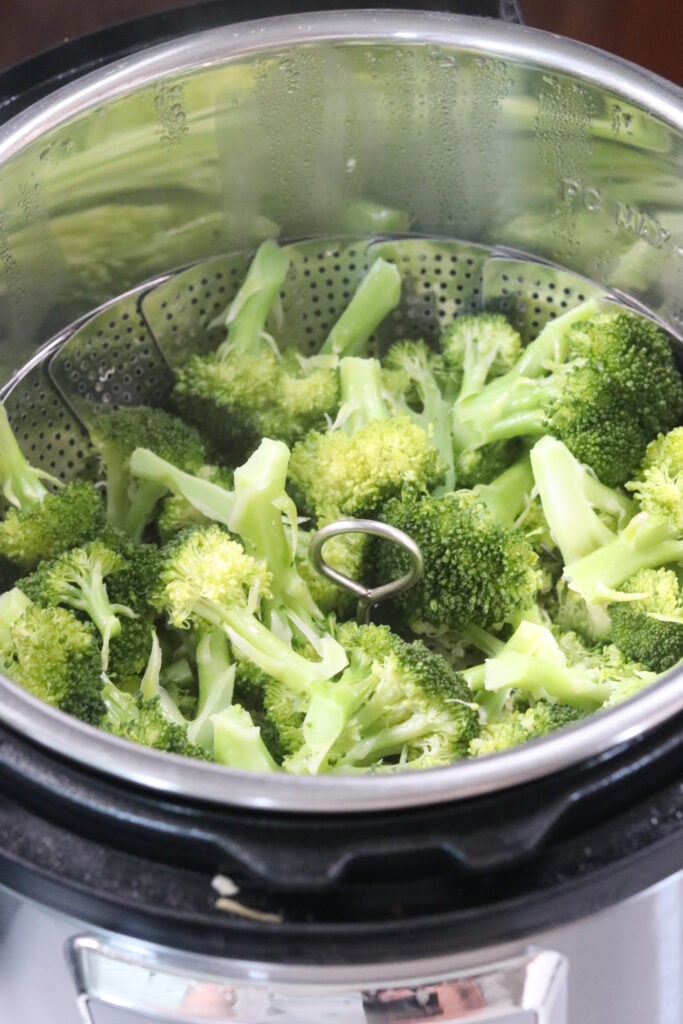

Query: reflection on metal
<box><xmin>68</xmin><ymin>935</ymin><xmax>567</xmax><ymax>1023</ymax></box>
<box><xmin>309</xmin><ymin>518</ymin><xmax>424</xmax><ymax>625</ymax></box>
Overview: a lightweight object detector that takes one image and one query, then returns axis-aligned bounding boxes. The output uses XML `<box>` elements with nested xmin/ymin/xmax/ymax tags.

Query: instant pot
<box><xmin>1</xmin><ymin>5</ymin><xmax>683</xmax><ymax>1023</ymax></box>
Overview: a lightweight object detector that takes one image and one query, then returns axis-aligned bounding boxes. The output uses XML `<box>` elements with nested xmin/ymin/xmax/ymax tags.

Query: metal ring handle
<box><xmin>308</xmin><ymin>518</ymin><xmax>424</xmax><ymax>625</ymax></box>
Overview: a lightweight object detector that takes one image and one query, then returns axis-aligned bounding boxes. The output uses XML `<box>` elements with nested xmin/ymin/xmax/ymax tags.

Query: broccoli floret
<box><xmin>382</xmin><ymin>339</ymin><xmax>457</xmax><ymax>493</ymax></box>
<box><xmin>377</xmin><ymin>485</ymin><xmax>540</xmax><ymax>635</ymax></box>
<box><xmin>132</xmin><ymin>437</ymin><xmax>329</xmax><ymax>636</ymax></box>
<box><xmin>440</xmin><ymin>312</ymin><xmax>522</xmax><ymax>403</ymax></box>
<box><xmin>289</xmin><ymin>355</ymin><xmax>443</xmax><ymax>524</ymax></box>
<box><xmin>451</xmin><ymin>304</ymin><xmax>683</xmax><ymax>487</ymax></box>
<box><xmin>469</xmin><ymin>700</ymin><xmax>584</xmax><ymax>757</ymax></box>
<box><xmin>3</xmin><ymin>603</ymin><xmax>105</xmax><ymax>724</ymax></box>
<box><xmin>172</xmin><ymin>240</ymin><xmax>340</xmax><ymax>459</ymax></box>
<box><xmin>0</xmin><ymin>401</ymin><xmax>105</xmax><ymax>571</ymax></box>
<box><xmin>274</xmin><ymin>622</ymin><xmax>479</xmax><ymax>773</ymax></box>
<box><xmin>566</xmin><ymin>428</ymin><xmax>683</xmax><ymax>603</ymax></box>
<box><xmin>18</xmin><ymin>540</ymin><xmax>136</xmax><ymax>668</ymax></box>
<box><xmin>608</xmin><ymin>568</ymin><xmax>683</xmax><ymax>673</ymax></box>
<box><xmin>100</xmin><ymin>630</ymin><xmax>207</xmax><ymax>758</ymax></box>
<box><xmin>153</xmin><ymin>524</ymin><xmax>348</xmax><ymax>690</ymax></box>
<box><xmin>465</xmin><ymin>619</ymin><xmax>657</xmax><ymax>713</ymax></box>
<box><xmin>89</xmin><ymin>405</ymin><xmax>209</xmax><ymax>542</ymax></box>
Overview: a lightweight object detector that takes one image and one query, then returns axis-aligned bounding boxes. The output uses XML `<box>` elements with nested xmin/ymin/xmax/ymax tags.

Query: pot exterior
<box><xmin>1</xmin><ymin>870</ymin><xmax>681</xmax><ymax>1024</ymax></box>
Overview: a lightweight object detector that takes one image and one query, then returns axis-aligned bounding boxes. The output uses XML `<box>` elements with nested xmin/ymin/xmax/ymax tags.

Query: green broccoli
<box><xmin>211</xmin><ymin>704</ymin><xmax>280</xmax><ymax>772</ymax></box>
<box><xmin>465</xmin><ymin>619</ymin><xmax>657</xmax><ymax>713</ymax></box>
<box><xmin>469</xmin><ymin>700</ymin><xmax>585</xmax><ymax>757</ymax></box>
<box><xmin>152</xmin><ymin>524</ymin><xmax>348</xmax><ymax>690</ymax></box>
<box><xmin>288</xmin><ymin>355</ymin><xmax>443</xmax><ymax>525</ymax></box>
<box><xmin>156</xmin><ymin>464</ymin><xmax>234</xmax><ymax>542</ymax></box>
<box><xmin>131</xmin><ymin>437</ymin><xmax>330</xmax><ymax>636</ymax></box>
<box><xmin>171</xmin><ymin>239</ymin><xmax>340</xmax><ymax>459</ymax></box>
<box><xmin>185</xmin><ymin>625</ymin><xmax>235</xmax><ymax>753</ymax></box>
<box><xmin>2</xmin><ymin>602</ymin><xmax>105</xmax><ymax>725</ymax></box>
<box><xmin>567</xmin><ymin>428</ymin><xmax>683</xmax><ymax>603</ymax></box>
<box><xmin>318</xmin><ymin>255</ymin><xmax>402</xmax><ymax>357</ymax></box>
<box><xmin>608</xmin><ymin>568</ymin><xmax>683</xmax><ymax>673</ymax></box>
<box><xmin>271</xmin><ymin>622</ymin><xmax>479</xmax><ymax>774</ymax></box>
<box><xmin>376</xmin><ymin>482</ymin><xmax>541</xmax><ymax>636</ymax></box>
<box><xmin>89</xmin><ymin>405</ymin><xmax>209</xmax><ymax>542</ymax></box>
<box><xmin>440</xmin><ymin>312</ymin><xmax>522</xmax><ymax>404</ymax></box>
<box><xmin>451</xmin><ymin>305</ymin><xmax>683</xmax><ymax>487</ymax></box>
<box><xmin>100</xmin><ymin>630</ymin><xmax>207</xmax><ymax>758</ymax></box>
<box><xmin>530</xmin><ymin>435</ymin><xmax>635</xmax><ymax>566</ymax></box>
<box><xmin>17</xmin><ymin>540</ymin><xmax>136</xmax><ymax>667</ymax></box>
<box><xmin>0</xmin><ymin>402</ymin><xmax>104</xmax><ymax>571</ymax></box>
<box><xmin>382</xmin><ymin>339</ymin><xmax>457</xmax><ymax>493</ymax></box>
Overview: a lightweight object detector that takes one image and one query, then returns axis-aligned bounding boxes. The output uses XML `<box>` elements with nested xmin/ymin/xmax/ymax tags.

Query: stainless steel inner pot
<box><xmin>0</xmin><ymin>10</ymin><xmax>682</xmax><ymax>812</ymax></box>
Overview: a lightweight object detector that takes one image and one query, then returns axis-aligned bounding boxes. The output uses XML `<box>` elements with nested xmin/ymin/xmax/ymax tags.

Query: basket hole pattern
<box><xmin>3</xmin><ymin>363</ymin><xmax>96</xmax><ymax>485</ymax></box>
<box><xmin>50</xmin><ymin>292</ymin><xmax>175</xmax><ymax>425</ymax></box>
<box><xmin>482</xmin><ymin>259</ymin><xmax>604</xmax><ymax>342</ymax></box>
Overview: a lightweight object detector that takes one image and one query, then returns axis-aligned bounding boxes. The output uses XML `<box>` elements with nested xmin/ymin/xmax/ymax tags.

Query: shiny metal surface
<box><xmin>309</xmin><ymin>518</ymin><xmax>425</xmax><ymax>625</ymax></box>
<box><xmin>0</xmin><ymin>12</ymin><xmax>682</xmax><ymax>810</ymax></box>
<box><xmin>4</xmin><ymin>870</ymin><xmax>683</xmax><ymax>1023</ymax></box>
<box><xmin>69</xmin><ymin>937</ymin><xmax>566</xmax><ymax>1022</ymax></box>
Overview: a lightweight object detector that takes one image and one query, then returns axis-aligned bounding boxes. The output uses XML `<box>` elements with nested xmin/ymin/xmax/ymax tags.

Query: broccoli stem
<box><xmin>530</xmin><ymin>435</ymin><xmax>634</xmax><ymax>565</ymax></box>
<box><xmin>0</xmin><ymin>402</ymin><xmax>60</xmax><ymax>509</ymax></box>
<box><xmin>215</xmin><ymin>239</ymin><xmax>289</xmax><ymax>357</ymax></box>
<box><xmin>129</xmin><ymin>448</ymin><xmax>235</xmax><ymax>526</ymax></box>
<box><xmin>59</xmin><ymin>561</ymin><xmax>130</xmax><ymax>667</ymax></box>
<box><xmin>191</xmin><ymin>595</ymin><xmax>347</xmax><ymax>692</ymax></box>
<box><xmin>473</xmin><ymin>456</ymin><xmax>535</xmax><ymax>528</ymax></box>
<box><xmin>319</xmin><ymin>258</ymin><xmax>402</xmax><ymax>357</ymax></box>
<box><xmin>284</xmin><ymin>682</ymin><xmax>360</xmax><ymax>773</ymax></box>
<box><xmin>483</xmin><ymin>651</ymin><xmax>611</xmax><ymax>711</ymax></box>
<box><xmin>566</xmin><ymin>513</ymin><xmax>683</xmax><ymax>603</ymax></box>
<box><xmin>187</xmin><ymin>627</ymin><xmax>236</xmax><ymax>752</ymax></box>
<box><xmin>140</xmin><ymin>631</ymin><xmax>188</xmax><ymax>725</ymax></box>
<box><xmin>211</xmin><ymin>705</ymin><xmax>280</xmax><ymax>771</ymax></box>
<box><xmin>123</xmin><ymin>479</ymin><xmax>169</xmax><ymax>543</ymax></box>
<box><xmin>230</xmin><ymin>439</ymin><xmax>321</xmax><ymax>627</ymax></box>
<box><xmin>451</xmin><ymin>299</ymin><xmax>602</xmax><ymax>451</ymax></box>
<box><xmin>338</xmin><ymin>356</ymin><xmax>389</xmax><ymax>434</ymax></box>
<box><xmin>0</xmin><ymin>587</ymin><xmax>32</xmax><ymax>651</ymax></box>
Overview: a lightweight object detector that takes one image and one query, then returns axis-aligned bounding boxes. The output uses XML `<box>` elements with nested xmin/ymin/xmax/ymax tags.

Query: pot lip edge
<box><xmin>0</xmin><ymin>664</ymin><xmax>680</xmax><ymax>813</ymax></box>
<box><xmin>0</xmin><ymin>9</ymin><xmax>682</xmax><ymax>159</ymax></box>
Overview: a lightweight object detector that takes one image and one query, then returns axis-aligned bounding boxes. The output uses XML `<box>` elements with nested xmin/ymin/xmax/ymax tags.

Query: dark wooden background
<box><xmin>1</xmin><ymin>1</ymin><xmax>681</xmax><ymax>85</ymax></box>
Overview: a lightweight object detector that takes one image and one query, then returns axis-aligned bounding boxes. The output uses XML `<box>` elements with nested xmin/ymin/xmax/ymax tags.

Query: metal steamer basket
<box><xmin>0</xmin><ymin>8</ymin><xmax>683</xmax><ymax>1024</ymax></box>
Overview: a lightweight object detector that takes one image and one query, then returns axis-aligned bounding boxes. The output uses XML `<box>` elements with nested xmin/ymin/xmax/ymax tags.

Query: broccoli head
<box><xmin>90</xmin><ymin>405</ymin><xmax>210</xmax><ymax>541</ymax></box>
<box><xmin>469</xmin><ymin>700</ymin><xmax>584</xmax><ymax>757</ymax></box>
<box><xmin>608</xmin><ymin>568</ymin><xmax>683</xmax><ymax>673</ymax></box>
<box><xmin>377</xmin><ymin>488</ymin><xmax>541</xmax><ymax>635</ymax></box>
<box><xmin>289</xmin><ymin>356</ymin><xmax>443</xmax><ymax>524</ymax></box>
<box><xmin>452</xmin><ymin>306</ymin><xmax>683</xmax><ymax>487</ymax></box>
<box><xmin>4</xmin><ymin>604</ymin><xmax>105</xmax><ymax>724</ymax></box>
<box><xmin>172</xmin><ymin>240</ymin><xmax>340</xmax><ymax>459</ymax></box>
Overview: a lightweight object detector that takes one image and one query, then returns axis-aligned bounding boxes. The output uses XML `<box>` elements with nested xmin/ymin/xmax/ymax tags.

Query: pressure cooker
<box><xmin>1</xmin><ymin>4</ymin><xmax>683</xmax><ymax>1023</ymax></box>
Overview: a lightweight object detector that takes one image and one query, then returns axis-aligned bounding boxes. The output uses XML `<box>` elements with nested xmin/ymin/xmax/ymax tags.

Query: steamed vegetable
<box><xmin>1</xmin><ymin>238</ymin><xmax>682</xmax><ymax>774</ymax></box>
